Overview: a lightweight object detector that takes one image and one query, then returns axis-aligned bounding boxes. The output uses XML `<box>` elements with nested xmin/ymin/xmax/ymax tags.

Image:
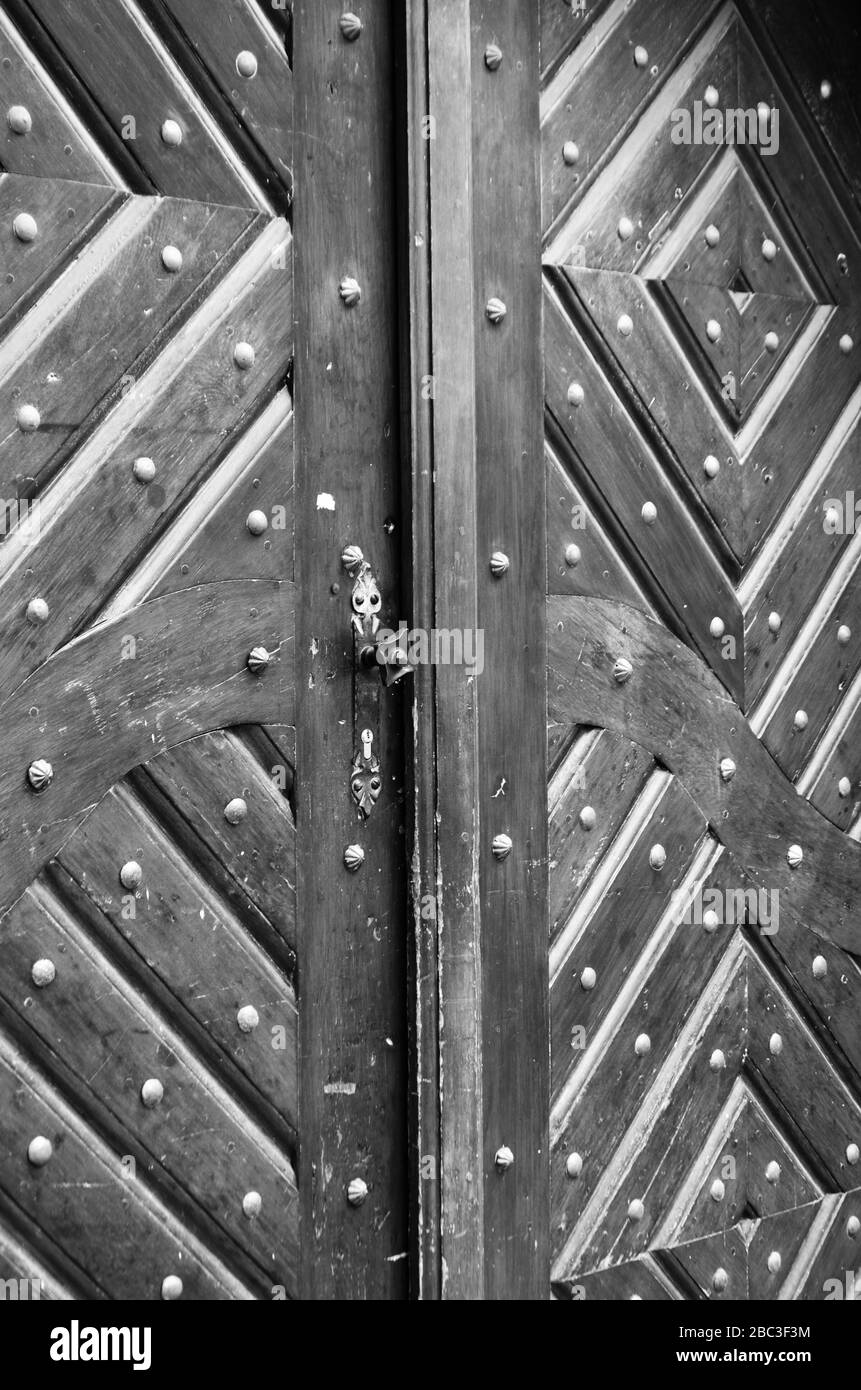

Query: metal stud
<box><xmin>634</xmin><ymin>1033</ymin><xmax>651</xmax><ymax>1057</ymax></box>
<box><xmin>13</xmin><ymin>213</ymin><xmax>37</xmax><ymax>243</ymax></box>
<box><xmin>719</xmin><ymin>757</ymin><xmax>735</xmax><ymax>782</ymax></box>
<box><xmin>492</xmin><ymin>832</ymin><xmax>512</xmax><ymax>860</ymax></box>
<box><xmin>565</xmin><ymin>1152</ymin><xmax>583</xmax><ymax>1179</ymax></box>
<box><xmin>580</xmin><ymin>966</ymin><xmax>597</xmax><ymax>990</ymax></box>
<box><xmin>161</xmin><ymin>244</ymin><xmax>182</xmax><ymax>272</ymax></box>
<box><xmin>703</xmin><ymin>453</ymin><xmax>720</xmax><ymax>477</ymax></box>
<box><xmin>709</xmin><ymin>1049</ymin><xmax>726</xmax><ymax>1071</ymax></box>
<box><xmin>703</xmin><ymin>85</ymin><xmax>719</xmax><ymax>108</ymax></box>
<box><xmin>764</xmin><ymin>331</ymin><xmax>779</xmax><ymax>353</ymax></box>
<box><xmin>339</xmin><ymin>12</ymin><xmax>363</xmax><ymax>41</ymax></box>
<box><xmin>617</xmin><ymin>313</ymin><xmax>633</xmax><ymax>337</ymax></box>
<box><xmin>706</xmin><ymin>318</ymin><xmax>722</xmax><ymax>343</ymax></box>
<box><xmin>617</xmin><ymin>216</ymin><xmax>634</xmax><ymax>240</ymax></box>
<box><xmin>565</xmin><ymin>543</ymin><xmax>581</xmax><ymax>566</ymax></box>
<box><xmin>341</xmin><ymin>544</ymin><xmax>364</xmax><ymax>574</ymax></box>
<box><xmin>761</xmin><ymin>237</ymin><xmax>777</xmax><ymax>261</ymax></box>
<box><xmin>7</xmin><ymin>105</ymin><xmax>32</xmax><ymax>135</ymax></box>
<box><xmin>27</xmin><ymin>1136</ymin><xmax>53</xmax><ymax>1166</ymax></box>
<box><xmin>837</xmin><ymin>623</ymin><xmax>851</xmax><ymax>645</ymax></box>
<box><xmin>17</xmin><ymin>404</ymin><xmax>40</xmax><ymax>432</ymax></box>
<box><xmin>847</xmin><ymin>1143</ymin><xmax>860</xmax><ymax>1165</ymax></box>
<box><xmin>224</xmin><ymin>797</ymin><xmax>248</xmax><ymax>825</ymax></box>
<box><xmin>769</xmin><ymin>1032</ymin><xmax>783</xmax><ymax>1055</ymax></box>
<box><xmin>712</xmin><ymin>1268</ymin><xmax>728</xmax><ymax>1292</ymax></box>
<box><xmin>339</xmin><ymin>276</ymin><xmax>362</xmax><ymax>307</ymax></box>
<box><xmin>485</xmin><ymin>297</ymin><xmax>507</xmax><ymax>324</ymax></box>
<box><xmin>704</xmin><ymin>225</ymin><xmax>720</xmax><ymax>248</ymax></box>
<box><xmin>484</xmin><ymin>44</ymin><xmax>503</xmax><ymax>71</ymax></box>
<box><xmin>709</xmin><ymin>616</ymin><xmax>725</xmax><ymax>638</ymax></box>
<box><xmin>119</xmin><ymin>860</ymin><xmax>142</xmax><ymax>890</ymax></box>
<box><xmin>627</xmin><ymin>1198</ymin><xmax>645</xmax><ymax>1220</ymax></box>
<box><xmin>579</xmin><ymin>805</ymin><xmax>596</xmax><ymax>830</ymax></box>
<box><xmin>246</xmin><ymin>509</ymin><xmax>269</xmax><ymax>535</ymax></box>
<box><xmin>347</xmin><ymin>1176</ymin><xmax>368</xmax><ymax>1206</ymax></box>
<box><xmin>562</xmin><ymin>141</ymin><xmax>579</xmax><ymax>165</ymax></box>
<box><xmin>793</xmin><ymin>709</ymin><xmax>808</xmax><ymax>730</ymax></box>
<box><xmin>490</xmin><ymin>551</ymin><xmax>510</xmax><ymax>577</ymax></box>
<box><xmin>237</xmin><ymin>1004</ymin><xmax>259</xmax><ymax>1033</ymax></box>
<box><xmin>494</xmin><ymin>1145</ymin><xmax>514</xmax><ymax>1172</ymax></box>
<box><xmin>567</xmin><ymin>381</ymin><xmax>585</xmax><ymax>406</ymax></box>
<box><xmin>839</xmin><ymin>776</ymin><xmax>852</xmax><ymax>798</ymax></box>
<box><xmin>161</xmin><ymin>1275</ymin><xmax>183</xmax><ymax>1300</ymax></box>
<box><xmin>702</xmin><ymin>909</ymin><xmax>719</xmax><ymax>933</ymax></box>
<box><xmin>649</xmin><ymin>843</ymin><xmax>666</xmax><ymax>871</ymax></box>
<box><xmin>133</xmin><ymin>456</ymin><xmax>156</xmax><ymax>484</ymax></box>
<box><xmin>786</xmin><ymin>844</ymin><xmax>803</xmax><ymax>869</ymax></box>
<box><xmin>839</xmin><ymin>333</ymin><xmax>854</xmax><ymax>354</ymax></box>
<box><xmin>847</xmin><ymin>1215</ymin><xmax>860</xmax><ymax>1237</ymax></box>
<box><xmin>767</xmin><ymin>1251</ymin><xmax>781</xmax><ymax>1274</ymax></box>
<box><xmin>768</xmin><ymin>611</ymin><xmax>781</xmax><ymax>633</ymax></box>
<box><xmin>613</xmin><ymin>657</ymin><xmax>633</xmax><ymax>684</ymax></box>
<box><xmin>242</xmin><ymin>1191</ymin><xmax>262</xmax><ymax>1218</ymax></box>
<box><xmin>641</xmin><ymin>501</ymin><xmax>657</xmax><ymax>525</ymax></box>
<box><xmin>344</xmin><ymin>844</ymin><xmax>365</xmax><ymax>872</ymax></box>
<box><xmin>26</xmin><ymin>598</ymin><xmax>49</xmax><ymax>625</ymax></box>
<box><xmin>160</xmin><ymin>118</ymin><xmax>183</xmax><ymax>146</ymax></box>
<box><xmin>235</xmin><ymin>50</ymin><xmax>258</xmax><ymax>77</ymax></box>
<box><xmin>246</xmin><ymin>646</ymin><xmax>271</xmax><ymax>674</ymax></box>
<box><xmin>233</xmin><ymin>341</ymin><xmax>255</xmax><ymax>370</ymax></box>
<box><xmin>141</xmin><ymin>1078</ymin><xmax>164</xmax><ymax>1108</ymax></box>
<box><xmin>633</xmin><ymin>46</ymin><xmax>648</xmax><ymax>67</ymax></box>
<box><xmin>820</xmin><ymin>79</ymin><xmax>832</xmax><ymax>100</ymax></box>
<box><xmin>765</xmin><ymin>1160</ymin><xmax>781</xmax><ymax>1183</ymax></box>
<box><xmin>812</xmin><ymin>955</ymin><xmax>827</xmax><ymax>979</ymax></box>
<box><xmin>710</xmin><ymin>1178</ymin><xmax>725</xmax><ymax>1201</ymax></box>
<box><xmin>27</xmin><ymin>758</ymin><xmax>53</xmax><ymax>792</ymax></box>
<box><xmin>31</xmin><ymin>959</ymin><xmax>55</xmax><ymax>988</ymax></box>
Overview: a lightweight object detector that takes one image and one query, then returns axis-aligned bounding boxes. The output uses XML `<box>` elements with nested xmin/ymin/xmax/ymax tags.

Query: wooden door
<box><xmin>0</xmin><ymin>0</ymin><xmax>408</xmax><ymax>1301</ymax></box>
<box><xmin>541</xmin><ymin>0</ymin><xmax>861</xmax><ymax>1300</ymax></box>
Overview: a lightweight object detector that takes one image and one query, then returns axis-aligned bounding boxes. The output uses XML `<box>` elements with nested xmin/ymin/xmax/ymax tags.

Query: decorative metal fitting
<box><xmin>719</xmin><ymin>757</ymin><xmax>736</xmax><ymax>782</ymax></box>
<box><xmin>613</xmin><ymin>657</ymin><xmax>633</xmax><ymax>684</ymax></box>
<box><xmin>767</xmin><ymin>1251</ymin><xmax>781</xmax><ymax>1274</ymax></box>
<box><xmin>710</xmin><ymin>1179</ymin><xmax>725</xmax><ymax>1202</ymax></box>
<box><xmin>491</xmin><ymin>832</ymin><xmax>512</xmax><ymax>860</ymax></box>
<box><xmin>617</xmin><ymin>313</ymin><xmax>633</xmax><ymax>337</ymax></box>
<box><xmin>339</xmin><ymin>12</ymin><xmax>363</xmax><ymax>41</ymax></box>
<box><xmin>712</xmin><ymin>1268</ymin><xmax>728</xmax><ymax>1292</ymax></box>
<box><xmin>703</xmin><ymin>453</ymin><xmax>720</xmax><ymax>477</ymax></box>
<box><xmin>848</xmin><ymin>1143</ymin><xmax>860</xmax><ymax>1165</ymax></box>
<box><xmin>494</xmin><ymin>1145</ymin><xmax>514</xmax><ymax>1172</ymax></box>
<box><xmin>339</xmin><ymin>276</ymin><xmax>362</xmax><ymax>307</ymax></box>
<box><xmin>627</xmin><ymin>1198</ymin><xmax>645</xmax><ymax>1221</ymax></box>
<box><xmin>840</xmin><ymin>334</ymin><xmax>854</xmax><ymax>355</ymax></box>
<box><xmin>237</xmin><ymin>1004</ymin><xmax>260</xmax><ymax>1033</ymax></box>
<box><xmin>133</xmin><ymin>456</ymin><xmax>156</xmax><ymax>484</ymax></box>
<box><xmin>562</xmin><ymin>141</ymin><xmax>579</xmax><ymax>165</ymax></box>
<box><xmin>580</xmin><ymin>966</ymin><xmax>597</xmax><ymax>990</ymax></box>
<box><xmin>13</xmin><ymin>213</ymin><xmax>37</xmax><ymax>242</ymax></box>
<box><xmin>17</xmin><ymin>403</ymin><xmax>40</xmax><ymax>432</ymax></box>
<box><xmin>161</xmin><ymin>244</ymin><xmax>182</xmax><ymax>272</ymax></box>
<box><xmin>25</xmin><ymin>598</ymin><xmax>49</xmax><ymax>625</ymax></box>
<box><xmin>579</xmin><ymin>805</ymin><xmax>596</xmax><ymax>830</ymax></box>
<box><xmin>341</xmin><ymin>544</ymin><xmax>365</xmax><ymax>576</ymax></box>
<box><xmin>565</xmin><ymin>543</ymin><xmax>581</xmax><ymax>566</ymax></box>
<box><xmin>617</xmin><ymin>216</ymin><xmax>634</xmax><ymax>240</ymax></box>
<box><xmin>235</xmin><ymin>50</ymin><xmax>258</xmax><ymax>77</ymax></box>
<box><xmin>761</xmin><ymin>237</ymin><xmax>777</xmax><ymax>261</ymax></box>
<box><xmin>484</xmin><ymin>43</ymin><xmax>503</xmax><ymax>71</ymax></box>
<box><xmin>641</xmin><ymin>501</ymin><xmax>657</xmax><ymax>524</ymax></box>
<box><xmin>485</xmin><ymin>297</ymin><xmax>507</xmax><ymax>324</ymax></box>
<box><xmin>765</xmin><ymin>1161</ymin><xmax>781</xmax><ymax>1183</ymax></box>
<box><xmin>764</xmin><ymin>331</ymin><xmax>779</xmax><ymax>353</ymax></box>
<box><xmin>709</xmin><ymin>616</ymin><xmax>725</xmax><ymax>638</ymax></box>
<box><xmin>634</xmin><ymin>1033</ymin><xmax>651</xmax><ymax>1056</ymax></box>
<box><xmin>786</xmin><ymin>844</ymin><xmax>803</xmax><ymax>869</ymax></box>
<box><xmin>27</xmin><ymin>758</ymin><xmax>53</xmax><ymax>792</ymax></box>
<box><xmin>141</xmin><ymin>1078</ymin><xmax>164</xmax><ymax>1108</ymax></box>
<box><xmin>768</xmin><ymin>611</ymin><xmax>781</xmax><ymax>633</ymax></box>
<box><xmin>234</xmin><ymin>341</ymin><xmax>255</xmax><ymax>370</ymax></box>
<box><xmin>704</xmin><ymin>225</ymin><xmax>720</xmax><ymax>247</ymax></box>
<box><xmin>224</xmin><ymin>797</ymin><xmax>248</xmax><ymax>825</ymax></box>
<box><xmin>769</xmin><ymin>1032</ymin><xmax>783</xmax><ymax>1055</ymax></box>
<box><xmin>490</xmin><ymin>551</ymin><xmax>509</xmax><ymax>577</ymax></box>
<box><xmin>812</xmin><ymin>955</ymin><xmax>827</xmax><ymax>979</ymax></box>
<box><xmin>27</xmin><ymin>1136</ymin><xmax>53</xmax><ymax>1167</ymax></box>
<box><xmin>350</xmin><ymin>563</ymin><xmax>381</xmax><ymax>638</ymax></box>
<box><xmin>7</xmin><ymin>105</ymin><xmax>32</xmax><ymax>134</ymax></box>
<box><xmin>31</xmin><ymin>959</ymin><xmax>55</xmax><ymax>988</ymax></box>
<box><xmin>351</xmin><ymin>729</ymin><xmax>381</xmax><ymax>818</ymax></box>
<box><xmin>706</xmin><ymin>318</ymin><xmax>722</xmax><ymax>343</ymax></box>
<box><xmin>160</xmin><ymin>118</ymin><xmax>183</xmax><ymax>147</ymax></box>
<box><xmin>344</xmin><ymin>844</ymin><xmax>365</xmax><ymax>872</ymax></box>
<box><xmin>243</xmin><ymin>1191</ymin><xmax>262</xmax><ymax>1218</ymax></box>
<box><xmin>247</xmin><ymin>646</ymin><xmax>271</xmax><ymax>674</ymax></box>
<box><xmin>246</xmin><ymin>509</ymin><xmax>269</xmax><ymax>535</ymax></box>
<box><xmin>119</xmin><ymin>860</ymin><xmax>143</xmax><ymax>890</ymax></box>
<box><xmin>565</xmin><ymin>1152</ymin><xmax>582</xmax><ymax>1178</ymax></box>
<box><xmin>347</xmin><ymin>1176</ymin><xmax>368</xmax><ymax>1206</ymax></box>
<box><xmin>633</xmin><ymin>45</ymin><xmax>648</xmax><ymax>66</ymax></box>
<box><xmin>567</xmin><ymin>381</ymin><xmax>584</xmax><ymax>406</ymax></box>
<box><xmin>839</xmin><ymin>776</ymin><xmax>852</xmax><ymax>798</ymax></box>
<box><xmin>161</xmin><ymin>1275</ymin><xmax>183</xmax><ymax>1300</ymax></box>
<box><xmin>710</xmin><ymin>1049</ymin><xmax>726</xmax><ymax>1071</ymax></box>
<box><xmin>649</xmin><ymin>843</ymin><xmax>666</xmax><ymax>870</ymax></box>
<box><xmin>837</xmin><ymin>624</ymin><xmax>852</xmax><ymax>645</ymax></box>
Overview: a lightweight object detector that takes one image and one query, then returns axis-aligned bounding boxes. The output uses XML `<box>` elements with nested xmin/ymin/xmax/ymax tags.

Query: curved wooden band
<box><xmin>548</xmin><ymin>596</ymin><xmax>861</xmax><ymax>956</ymax></box>
<box><xmin>0</xmin><ymin>580</ymin><xmax>293</xmax><ymax>919</ymax></box>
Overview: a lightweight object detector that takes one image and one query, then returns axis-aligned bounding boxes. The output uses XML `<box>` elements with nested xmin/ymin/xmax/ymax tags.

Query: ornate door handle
<box><xmin>341</xmin><ymin>545</ymin><xmax>413</xmax><ymax>688</ymax></box>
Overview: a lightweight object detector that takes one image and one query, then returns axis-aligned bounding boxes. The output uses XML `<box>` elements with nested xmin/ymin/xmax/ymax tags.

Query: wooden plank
<box><xmin>293</xmin><ymin>0</ymin><xmax>407</xmax><ymax>1300</ymax></box>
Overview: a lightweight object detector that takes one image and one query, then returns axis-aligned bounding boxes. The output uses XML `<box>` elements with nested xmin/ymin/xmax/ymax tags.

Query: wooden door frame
<box><xmin>397</xmin><ymin>0</ymin><xmax>549</xmax><ymax>1300</ymax></box>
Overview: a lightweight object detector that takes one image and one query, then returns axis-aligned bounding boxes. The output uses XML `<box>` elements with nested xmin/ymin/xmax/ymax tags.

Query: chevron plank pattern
<box><xmin>542</xmin><ymin>0</ymin><xmax>861</xmax><ymax>1299</ymax></box>
<box><xmin>0</xmin><ymin>0</ymin><xmax>295</xmax><ymax>1298</ymax></box>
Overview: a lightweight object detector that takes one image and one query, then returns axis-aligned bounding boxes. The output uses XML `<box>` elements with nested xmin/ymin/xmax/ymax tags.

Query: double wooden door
<box><xmin>0</xmin><ymin>0</ymin><xmax>859</xmax><ymax>1302</ymax></box>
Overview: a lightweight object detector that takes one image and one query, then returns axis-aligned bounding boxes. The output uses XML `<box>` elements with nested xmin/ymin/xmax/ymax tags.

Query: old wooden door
<box><xmin>0</xmin><ymin>0</ymin><xmax>408</xmax><ymax>1301</ymax></box>
<box><xmin>540</xmin><ymin>0</ymin><xmax>861</xmax><ymax>1300</ymax></box>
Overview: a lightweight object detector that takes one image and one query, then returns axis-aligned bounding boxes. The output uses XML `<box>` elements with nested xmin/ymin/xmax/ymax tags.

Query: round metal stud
<box><xmin>649</xmin><ymin>843</ymin><xmax>666</xmax><ymax>871</ymax></box>
<box><xmin>17</xmin><ymin>403</ymin><xmax>40</xmax><ymax>432</ymax></box>
<box><xmin>485</xmin><ymin>297</ymin><xmax>507</xmax><ymax>324</ymax></box>
<box><xmin>133</xmin><ymin>456</ymin><xmax>156</xmax><ymax>484</ymax></box>
<box><xmin>764</xmin><ymin>331</ymin><xmax>779</xmax><ymax>352</ymax></box>
<box><xmin>484</xmin><ymin>44</ymin><xmax>503</xmax><ymax>71</ymax></box>
<box><xmin>812</xmin><ymin>955</ymin><xmax>827</xmax><ymax>980</ymax></box>
<box><xmin>839</xmin><ymin>776</ymin><xmax>852</xmax><ymax>798</ymax></box>
<box><xmin>235</xmin><ymin>50</ymin><xmax>258</xmax><ymax>77</ymax></box>
<box><xmin>492</xmin><ymin>832</ymin><xmax>512</xmax><ymax>860</ymax></box>
<box><xmin>793</xmin><ymin>709</ymin><xmax>808</xmax><ymax>731</ymax></box>
<box><xmin>13</xmin><ymin>212</ymin><xmax>37</xmax><ymax>243</ymax></box>
<box><xmin>765</xmin><ymin>1160</ymin><xmax>781</xmax><ymax>1183</ymax></box>
<box><xmin>820</xmin><ymin>79</ymin><xmax>832</xmax><ymax>100</ymax></box>
<box><xmin>839</xmin><ymin>334</ymin><xmax>854</xmax><ymax>354</ymax></box>
<box><xmin>347</xmin><ymin>1176</ymin><xmax>368</xmax><ymax>1206</ymax></box>
<box><xmin>119</xmin><ymin>860</ymin><xmax>142</xmax><ymax>890</ymax></box>
<box><xmin>246</xmin><ymin>509</ymin><xmax>268</xmax><ymax>535</ymax></box>
<box><xmin>339</xmin><ymin>12</ymin><xmax>363</xmax><ymax>41</ymax></box>
<box><xmin>641</xmin><ymin>501</ymin><xmax>657</xmax><ymax>525</ymax></box>
<box><xmin>634</xmin><ymin>1033</ymin><xmax>651</xmax><ymax>1057</ymax></box>
<box><xmin>847</xmin><ymin>1143</ymin><xmax>860</xmax><ymax>1165</ymax></box>
<box><xmin>490</xmin><ymin>551</ymin><xmax>510</xmax><ymax>577</ymax></box>
<box><xmin>234</xmin><ymin>341</ymin><xmax>255</xmax><ymax>370</ymax></box>
<box><xmin>719</xmin><ymin>757</ymin><xmax>736</xmax><ymax>782</ymax></box>
<box><xmin>242</xmin><ymin>1191</ymin><xmax>262</xmax><ymax>1218</ymax></box>
<box><xmin>837</xmin><ymin>623</ymin><xmax>851</xmax><ymax>645</ymax></box>
<box><xmin>618</xmin><ymin>216</ymin><xmax>634</xmax><ymax>241</ymax></box>
<box><xmin>704</xmin><ymin>224</ymin><xmax>720</xmax><ymax>248</ymax></box>
<box><xmin>565</xmin><ymin>543</ymin><xmax>581</xmax><ymax>566</ymax></box>
<box><xmin>633</xmin><ymin>45</ymin><xmax>648</xmax><ymax>67</ymax></box>
<box><xmin>31</xmin><ymin>959</ymin><xmax>55</xmax><ymax>988</ymax></box>
<box><xmin>27</xmin><ymin>759</ymin><xmax>53</xmax><ymax>792</ymax></box>
<box><xmin>341</xmin><ymin>544</ymin><xmax>364</xmax><ymax>573</ymax></box>
<box><xmin>160</xmin><ymin>119</ymin><xmax>183</xmax><ymax>146</ymax></box>
<box><xmin>236</xmin><ymin>1004</ymin><xmax>259</xmax><ymax>1033</ymax></box>
<box><xmin>627</xmin><ymin>1198</ymin><xmax>645</xmax><ymax>1220</ymax></box>
<box><xmin>786</xmin><ymin>844</ymin><xmax>803</xmax><ymax>869</ymax></box>
<box><xmin>246</xmin><ymin>646</ymin><xmax>271</xmax><ymax>674</ymax></box>
<box><xmin>161</xmin><ymin>244</ymin><xmax>182</xmax><ymax>272</ymax></box>
<box><xmin>703</xmin><ymin>909</ymin><xmax>719</xmax><ymax>933</ymax></box>
<box><xmin>494</xmin><ymin>1145</ymin><xmax>514</xmax><ymax>1172</ymax></box>
<box><xmin>613</xmin><ymin>657</ymin><xmax>633</xmax><ymax>684</ymax></box>
<box><xmin>562</xmin><ymin>141</ymin><xmax>579</xmax><ymax>165</ymax></box>
<box><xmin>344</xmin><ymin>844</ymin><xmax>365</xmax><ymax>872</ymax></box>
<box><xmin>768</xmin><ymin>611</ymin><xmax>781</xmax><ymax>633</ymax></box>
<box><xmin>709</xmin><ymin>616</ymin><xmax>725</xmax><ymax>638</ymax></box>
<box><xmin>141</xmin><ymin>1078</ymin><xmax>164</xmax><ymax>1109</ymax></box>
<box><xmin>567</xmin><ymin>381</ymin><xmax>585</xmax><ymax>406</ymax></box>
<box><xmin>7</xmin><ymin>105</ymin><xmax>32</xmax><ymax>135</ymax></box>
<box><xmin>617</xmin><ymin>313</ymin><xmax>633</xmax><ymax>337</ymax></box>
<box><xmin>712</xmin><ymin>1268</ymin><xmax>728</xmax><ymax>1292</ymax></box>
<box><xmin>709</xmin><ymin>1049</ymin><xmax>726</xmax><ymax>1071</ymax></box>
<box><xmin>339</xmin><ymin>276</ymin><xmax>362</xmax><ymax>307</ymax></box>
<box><xmin>580</xmin><ymin>966</ymin><xmax>597</xmax><ymax>991</ymax></box>
<box><xmin>26</xmin><ymin>598</ymin><xmax>49</xmax><ymax>625</ymax></box>
<box><xmin>28</xmin><ymin>1136</ymin><xmax>52</xmax><ymax>1166</ymax></box>
<box><xmin>710</xmin><ymin>1178</ymin><xmax>725</xmax><ymax>1201</ymax></box>
<box><xmin>161</xmin><ymin>1275</ymin><xmax>183</xmax><ymax>1300</ymax></box>
<box><xmin>703</xmin><ymin>85</ymin><xmax>719</xmax><ymax>108</ymax></box>
<box><xmin>847</xmin><ymin>1215</ymin><xmax>860</xmax><ymax>1237</ymax></box>
<box><xmin>706</xmin><ymin>318</ymin><xmax>722</xmax><ymax>343</ymax></box>
<box><xmin>767</xmin><ymin>1251</ymin><xmax>781</xmax><ymax>1274</ymax></box>
<box><xmin>704</xmin><ymin>453</ymin><xmax>720</xmax><ymax>477</ymax></box>
<box><xmin>224</xmin><ymin>797</ymin><xmax>248</xmax><ymax>825</ymax></box>
<box><xmin>579</xmin><ymin>805</ymin><xmax>596</xmax><ymax>830</ymax></box>
<box><xmin>761</xmin><ymin>237</ymin><xmax>777</xmax><ymax>261</ymax></box>
<box><xmin>769</xmin><ymin>1032</ymin><xmax>783</xmax><ymax>1055</ymax></box>
<box><xmin>565</xmin><ymin>1152</ymin><xmax>583</xmax><ymax>1179</ymax></box>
